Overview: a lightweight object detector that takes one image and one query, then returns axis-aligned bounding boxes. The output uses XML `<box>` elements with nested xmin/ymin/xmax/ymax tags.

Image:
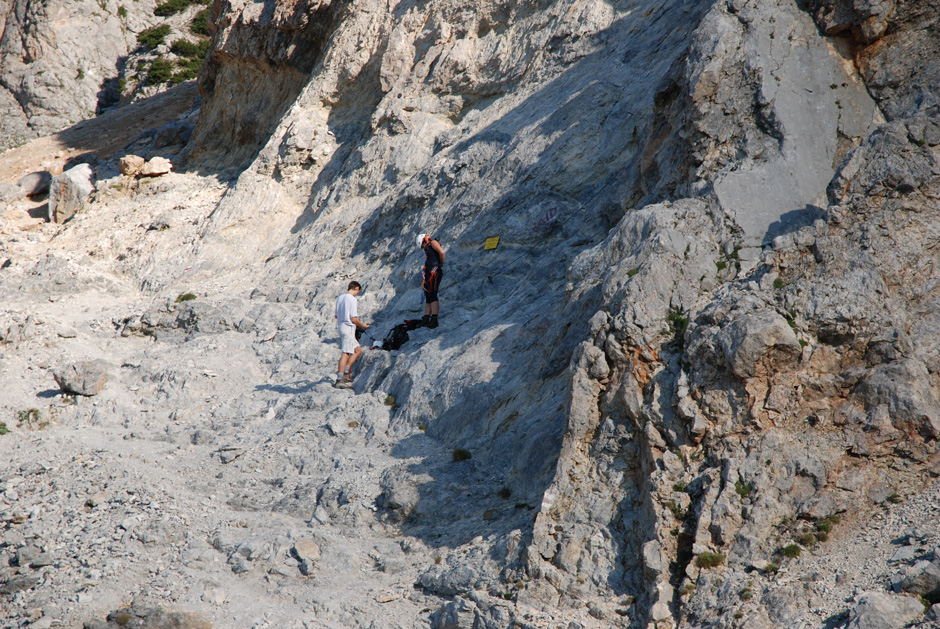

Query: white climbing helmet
<box><xmin>416</xmin><ymin>233</ymin><xmax>428</xmax><ymax>247</ymax></box>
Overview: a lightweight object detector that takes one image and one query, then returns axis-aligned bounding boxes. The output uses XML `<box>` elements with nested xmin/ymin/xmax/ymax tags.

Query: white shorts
<box><xmin>338</xmin><ymin>325</ymin><xmax>359</xmax><ymax>354</ymax></box>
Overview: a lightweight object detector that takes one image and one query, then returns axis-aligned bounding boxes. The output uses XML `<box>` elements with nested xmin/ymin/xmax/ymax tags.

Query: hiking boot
<box><xmin>342</xmin><ymin>374</ymin><xmax>353</xmax><ymax>384</ymax></box>
<box><xmin>428</xmin><ymin>316</ymin><xmax>439</xmax><ymax>329</ymax></box>
<box><xmin>333</xmin><ymin>379</ymin><xmax>352</xmax><ymax>389</ymax></box>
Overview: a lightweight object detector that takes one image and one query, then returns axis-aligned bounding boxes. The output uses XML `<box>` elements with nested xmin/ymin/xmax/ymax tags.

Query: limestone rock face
<box><xmin>0</xmin><ymin>0</ymin><xmax>206</xmax><ymax>151</ymax></box>
<box><xmin>1</xmin><ymin>0</ymin><xmax>940</xmax><ymax>627</ymax></box>
<box><xmin>0</xmin><ymin>0</ymin><xmax>130</xmax><ymax>149</ymax></box>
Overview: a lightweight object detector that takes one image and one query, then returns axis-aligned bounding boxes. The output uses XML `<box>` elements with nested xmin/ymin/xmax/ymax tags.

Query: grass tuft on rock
<box><xmin>695</xmin><ymin>552</ymin><xmax>725</xmax><ymax>569</ymax></box>
<box><xmin>175</xmin><ymin>292</ymin><xmax>197</xmax><ymax>303</ymax></box>
<box><xmin>782</xmin><ymin>544</ymin><xmax>802</xmax><ymax>558</ymax></box>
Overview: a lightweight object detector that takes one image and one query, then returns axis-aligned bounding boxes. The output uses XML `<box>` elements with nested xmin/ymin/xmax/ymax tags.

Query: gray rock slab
<box><xmin>844</xmin><ymin>591</ymin><xmax>924</xmax><ymax>629</ymax></box>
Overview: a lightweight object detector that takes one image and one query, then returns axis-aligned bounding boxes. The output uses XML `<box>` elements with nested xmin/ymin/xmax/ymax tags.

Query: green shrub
<box><xmin>117</xmin><ymin>77</ymin><xmax>127</xmax><ymax>92</ymax></box>
<box><xmin>773</xmin><ymin>277</ymin><xmax>786</xmax><ymax>289</ymax></box>
<box><xmin>175</xmin><ymin>292</ymin><xmax>197</xmax><ymax>303</ymax></box>
<box><xmin>764</xmin><ymin>562</ymin><xmax>779</xmax><ymax>574</ymax></box>
<box><xmin>170</xmin><ymin>39</ymin><xmax>210</xmax><ymax>59</ymax></box>
<box><xmin>170</xmin><ymin>39</ymin><xmax>201</xmax><ymax>57</ymax></box>
<box><xmin>137</xmin><ymin>24</ymin><xmax>171</xmax><ymax>48</ymax></box>
<box><xmin>191</xmin><ymin>9</ymin><xmax>209</xmax><ymax>35</ymax></box>
<box><xmin>0</xmin><ymin>422</ymin><xmax>8</xmax><ymax>435</ymax></box>
<box><xmin>384</xmin><ymin>395</ymin><xmax>396</xmax><ymax>406</ymax></box>
<box><xmin>168</xmin><ymin>55</ymin><xmax>205</xmax><ymax>84</ymax></box>
<box><xmin>695</xmin><ymin>552</ymin><xmax>725</xmax><ymax>569</ymax></box>
<box><xmin>734</xmin><ymin>480</ymin><xmax>751</xmax><ymax>498</ymax></box>
<box><xmin>169</xmin><ymin>67</ymin><xmax>197</xmax><ymax>84</ymax></box>
<box><xmin>782</xmin><ymin>544</ymin><xmax>801</xmax><ymax>558</ymax></box>
<box><xmin>672</xmin><ymin>481</ymin><xmax>687</xmax><ymax>493</ymax></box>
<box><xmin>452</xmin><ymin>448</ymin><xmax>472</xmax><ymax>462</ymax></box>
<box><xmin>154</xmin><ymin>0</ymin><xmax>190</xmax><ymax>16</ymax></box>
<box><xmin>716</xmin><ymin>259</ymin><xmax>727</xmax><ymax>271</ymax></box>
<box><xmin>667</xmin><ymin>308</ymin><xmax>689</xmax><ymax>341</ymax></box>
<box><xmin>887</xmin><ymin>493</ymin><xmax>904</xmax><ymax>504</ymax></box>
<box><xmin>627</xmin><ymin>267</ymin><xmax>639</xmax><ymax>277</ymax></box>
<box><xmin>148</xmin><ymin>57</ymin><xmax>173</xmax><ymax>84</ymax></box>
<box><xmin>117</xmin><ymin>5</ymin><xmax>127</xmax><ymax>17</ymax></box>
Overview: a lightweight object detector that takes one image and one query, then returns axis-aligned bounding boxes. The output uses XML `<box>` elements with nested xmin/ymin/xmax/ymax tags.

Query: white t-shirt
<box><xmin>335</xmin><ymin>293</ymin><xmax>358</xmax><ymax>332</ymax></box>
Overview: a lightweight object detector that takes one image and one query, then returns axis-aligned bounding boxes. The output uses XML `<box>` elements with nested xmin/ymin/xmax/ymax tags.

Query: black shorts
<box><xmin>423</xmin><ymin>265</ymin><xmax>443</xmax><ymax>302</ymax></box>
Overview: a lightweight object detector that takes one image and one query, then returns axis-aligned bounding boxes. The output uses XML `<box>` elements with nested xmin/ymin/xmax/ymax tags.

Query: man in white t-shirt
<box><xmin>334</xmin><ymin>281</ymin><xmax>369</xmax><ymax>389</ymax></box>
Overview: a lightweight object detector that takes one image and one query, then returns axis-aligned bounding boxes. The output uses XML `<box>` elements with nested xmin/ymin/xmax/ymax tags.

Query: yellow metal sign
<box><xmin>484</xmin><ymin>237</ymin><xmax>500</xmax><ymax>250</ymax></box>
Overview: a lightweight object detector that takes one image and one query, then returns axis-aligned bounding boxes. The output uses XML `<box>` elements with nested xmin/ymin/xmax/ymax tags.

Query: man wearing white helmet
<box><xmin>417</xmin><ymin>233</ymin><xmax>445</xmax><ymax>329</ymax></box>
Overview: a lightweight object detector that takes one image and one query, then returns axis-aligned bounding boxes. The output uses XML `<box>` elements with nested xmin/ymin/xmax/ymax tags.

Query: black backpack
<box><xmin>382</xmin><ymin>324</ymin><xmax>410</xmax><ymax>351</ymax></box>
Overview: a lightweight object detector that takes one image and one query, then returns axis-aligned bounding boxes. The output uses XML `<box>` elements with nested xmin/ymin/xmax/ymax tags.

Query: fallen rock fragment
<box><xmin>1</xmin><ymin>573</ymin><xmax>41</xmax><ymax>595</ymax></box>
<box><xmin>53</xmin><ymin>360</ymin><xmax>108</xmax><ymax>396</ymax></box>
<box><xmin>13</xmin><ymin>545</ymin><xmax>40</xmax><ymax>567</ymax></box>
<box><xmin>139</xmin><ymin>156</ymin><xmax>173</xmax><ymax>177</ymax></box>
<box><xmin>29</xmin><ymin>553</ymin><xmax>54</xmax><ymax>568</ymax></box>
<box><xmin>292</xmin><ymin>541</ymin><xmax>321</xmax><ymax>576</ymax></box>
<box><xmin>119</xmin><ymin>155</ymin><xmax>146</xmax><ymax>176</ymax></box>
<box><xmin>84</xmin><ymin>605</ymin><xmax>212</xmax><ymax>628</ymax></box>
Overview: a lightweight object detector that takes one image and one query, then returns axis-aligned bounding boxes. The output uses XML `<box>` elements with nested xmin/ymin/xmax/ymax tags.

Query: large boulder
<box><xmin>48</xmin><ymin>164</ymin><xmax>95</xmax><ymax>223</ymax></box>
<box><xmin>16</xmin><ymin>171</ymin><xmax>52</xmax><ymax>196</ymax></box>
<box><xmin>53</xmin><ymin>360</ymin><xmax>109</xmax><ymax>396</ymax></box>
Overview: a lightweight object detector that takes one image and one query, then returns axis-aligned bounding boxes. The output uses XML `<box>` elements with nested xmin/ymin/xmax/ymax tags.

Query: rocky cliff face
<box><xmin>1</xmin><ymin>0</ymin><xmax>939</xmax><ymax>627</ymax></box>
<box><xmin>0</xmin><ymin>0</ymin><xmax>209</xmax><ymax>151</ymax></box>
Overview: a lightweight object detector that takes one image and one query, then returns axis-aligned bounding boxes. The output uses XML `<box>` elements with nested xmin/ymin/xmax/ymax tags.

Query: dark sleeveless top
<box><xmin>424</xmin><ymin>241</ymin><xmax>441</xmax><ymax>267</ymax></box>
